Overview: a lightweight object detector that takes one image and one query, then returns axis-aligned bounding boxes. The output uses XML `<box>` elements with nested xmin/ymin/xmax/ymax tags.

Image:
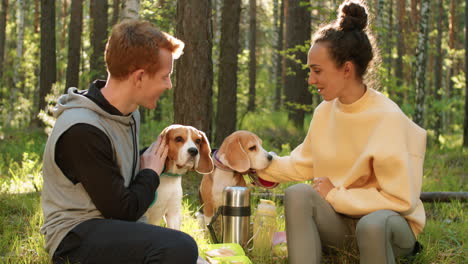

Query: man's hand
<box><xmin>312</xmin><ymin>177</ymin><xmax>334</xmax><ymax>199</ymax></box>
<box><xmin>140</xmin><ymin>135</ymin><xmax>168</xmax><ymax>175</ymax></box>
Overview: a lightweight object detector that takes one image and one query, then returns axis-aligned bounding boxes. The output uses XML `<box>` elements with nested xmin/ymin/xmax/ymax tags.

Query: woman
<box><xmin>256</xmin><ymin>1</ymin><xmax>426</xmax><ymax>263</ymax></box>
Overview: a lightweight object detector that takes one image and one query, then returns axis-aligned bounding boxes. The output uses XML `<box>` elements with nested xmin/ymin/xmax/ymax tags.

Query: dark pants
<box><xmin>53</xmin><ymin>218</ymin><xmax>198</xmax><ymax>264</ymax></box>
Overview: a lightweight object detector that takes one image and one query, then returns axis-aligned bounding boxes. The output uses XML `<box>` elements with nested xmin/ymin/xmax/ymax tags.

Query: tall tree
<box><xmin>214</xmin><ymin>0</ymin><xmax>241</xmax><ymax>146</ymax></box>
<box><xmin>13</xmin><ymin>0</ymin><xmax>25</xmax><ymax>86</ymax></box>
<box><xmin>394</xmin><ymin>0</ymin><xmax>405</xmax><ymax>105</ymax></box>
<box><xmin>464</xmin><ymin>0</ymin><xmax>468</xmax><ymax>147</ymax></box>
<box><xmin>247</xmin><ymin>0</ymin><xmax>256</xmax><ymax>112</ymax></box>
<box><xmin>433</xmin><ymin>0</ymin><xmax>444</xmax><ymax>144</ymax></box>
<box><xmin>65</xmin><ymin>0</ymin><xmax>84</xmax><ymax>92</ymax></box>
<box><xmin>414</xmin><ymin>0</ymin><xmax>430</xmax><ymax>127</ymax></box>
<box><xmin>37</xmin><ymin>0</ymin><xmax>56</xmax><ymax>126</ymax></box>
<box><xmin>0</xmin><ymin>0</ymin><xmax>7</xmax><ymax>91</ymax></box>
<box><xmin>284</xmin><ymin>0</ymin><xmax>311</xmax><ymax>128</ymax></box>
<box><xmin>175</xmin><ymin>0</ymin><xmax>213</xmax><ymax>139</ymax></box>
<box><xmin>121</xmin><ymin>0</ymin><xmax>139</xmax><ymax>20</ymax></box>
<box><xmin>274</xmin><ymin>0</ymin><xmax>284</xmax><ymax>110</ymax></box>
<box><xmin>111</xmin><ymin>0</ymin><xmax>121</xmax><ymax>25</ymax></box>
<box><xmin>90</xmin><ymin>0</ymin><xmax>108</xmax><ymax>81</ymax></box>
<box><xmin>447</xmin><ymin>0</ymin><xmax>456</xmax><ymax>107</ymax></box>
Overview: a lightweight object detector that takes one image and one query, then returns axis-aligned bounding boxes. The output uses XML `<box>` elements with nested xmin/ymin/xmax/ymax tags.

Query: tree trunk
<box><xmin>410</xmin><ymin>0</ymin><xmax>419</xmax><ymax>31</ymax></box>
<box><xmin>247</xmin><ymin>0</ymin><xmax>256</xmax><ymax>112</ymax></box>
<box><xmin>274</xmin><ymin>0</ymin><xmax>284</xmax><ymax>111</ymax></box>
<box><xmin>37</xmin><ymin>0</ymin><xmax>56</xmax><ymax>126</ymax></box>
<box><xmin>446</xmin><ymin>0</ymin><xmax>456</xmax><ymax>128</ymax></box>
<box><xmin>90</xmin><ymin>0</ymin><xmax>108</xmax><ymax>81</ymax></box>
<box><xmin>0</xmin><ymin>0</ymin><xmax>7</xmax><ymax>97</ymax></box>
<box><xmin>414</xmin><ymin>0</ymin><xmax>429</xmax><ymax>127</ymax></box>
<box><xmin>111</xmin><ymin>0</ymin><xmax>120</xmax><ymax>25</ymax></box>
<box><xmin>60</xmin><ymin>0</ymin><xmax>68</xmax><ymax>52</ymax></box>
<box><xmin>214</xmin><ymin>0</ymin><xmax>241</xmax><ymax>146</ymax></box>
<box><xmin>433</xmin><ymin>0</ymin><xmax>444</xmax><ymax>145</ymax></box>
<box><xmin>34</xmin><ymin>0</ymin><xmax>39</xmax><ymax>33</ymax></box>
<box><xmin>386</xmin><ymin>0</ymin><xmax>393</xmax><ymax>81</ymax></box>
<box><xmin>65</xmin><ymin>0</ymin><xmax>84</xmax><ymax>93</ymax></box>
<box><xmin>284</xmin><ymin>0</ymin><xmax>311</xmax><ymax>128</ymax></box>
<box><xmin>394</xmin><ymin>0</ymin><xmax>405</xmax><ymax>106</ymax></box>
<box><xmin>464</xmin><ymin>0</ymin><xmax>468</xmax><ymax>147</ymax></box>
<box><xmin>13</xmin><ymin>0</ymin><xmax>25</xmax><ymax>86</ymax></box>
<box><xmin>175</xmin><ymin>0</ymin><xmax>213</xmax><ymax>140</ymax></box>
<box><xmin>121</xmin><ymin>0</ymin><xmax>139</xmax><ymax>20</ymax></box>
<box><xmin>6</xmin><ymin>0</ymin><xmax>25</xmax><ymax>127</ymax></box>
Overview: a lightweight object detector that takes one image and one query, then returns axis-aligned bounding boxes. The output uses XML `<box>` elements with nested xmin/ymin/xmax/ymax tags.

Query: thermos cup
<box><xmin>221</xmin><ymin>186</ymin><xmax>251</xmax><ymax>247</ymax></box>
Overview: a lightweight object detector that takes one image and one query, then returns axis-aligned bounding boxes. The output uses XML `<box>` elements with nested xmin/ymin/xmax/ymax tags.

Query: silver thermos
<box><xmin>221</xmin><ymin>186</ymin><xmax>251</xmax><ymax>247</ymax></box>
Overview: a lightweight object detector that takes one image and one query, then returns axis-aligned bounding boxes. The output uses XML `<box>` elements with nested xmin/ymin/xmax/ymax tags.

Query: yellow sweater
<box><xmin>258</xmin><ymin>88</ymin><xmax>426</xmax><ymax>236</ymax></box>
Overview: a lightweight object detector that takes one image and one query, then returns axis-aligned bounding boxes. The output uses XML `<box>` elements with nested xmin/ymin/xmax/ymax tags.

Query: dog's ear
<box><xmin>195</xmin><ymin>130</ymin><xmax>214</xmax><ymax>174</ymax></box>
<box><xmin>159</xmin><ymin>125</ymin><xmax>172</xmax><ymax>140</ymax></box>
<box><xmin>220</xmin><ymin>137</ymin><xmax>250</xmax><ymax>172</ymax></box>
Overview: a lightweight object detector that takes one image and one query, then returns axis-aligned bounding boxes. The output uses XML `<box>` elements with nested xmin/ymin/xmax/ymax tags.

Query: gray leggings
<box><xmin>284</xmin><ymin>184</ymin><xmax>416</xmax><ymax>264</ymax></box>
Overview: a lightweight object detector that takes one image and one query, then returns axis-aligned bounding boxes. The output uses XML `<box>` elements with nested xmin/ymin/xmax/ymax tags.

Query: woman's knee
<box><xmin>285</xmin><ymin>183</ymin><xmax>316</xmax><ymax>202</ymax></box>
<box><xmin>356</xmin><ymin>210</ymin><xmax>397</xmax><ymax>241</ymax></box>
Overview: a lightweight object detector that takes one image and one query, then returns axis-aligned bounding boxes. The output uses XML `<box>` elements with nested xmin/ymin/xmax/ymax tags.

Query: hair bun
<box><xmin>338</xmin><ymin>1</ymin><xmax>368</xmax><ymax>31</ymax></box>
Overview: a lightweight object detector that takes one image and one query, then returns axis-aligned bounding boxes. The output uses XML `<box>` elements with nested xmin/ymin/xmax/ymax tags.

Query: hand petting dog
<box><xmin>140</xmin><ymin>135</ymin><xmax>168</xmax><ymax>176</ymax></box>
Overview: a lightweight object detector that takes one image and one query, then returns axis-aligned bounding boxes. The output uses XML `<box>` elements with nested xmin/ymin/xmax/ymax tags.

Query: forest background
<box><xmin>0</xmin><ymin>0</ymin><xmax>466</xmax><ymax>263</ymax></box>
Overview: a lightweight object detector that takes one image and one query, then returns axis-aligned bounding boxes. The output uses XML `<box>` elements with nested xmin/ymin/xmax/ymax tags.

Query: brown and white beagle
<box><xmin>198</xmin><ymin>130</ymin><xmax>272</xmax><ymax>226</ymax></box>
<box><xmin>146</xmin><ymin>124</ymin><xmax>214</xmax><ymax>229</ymax></box>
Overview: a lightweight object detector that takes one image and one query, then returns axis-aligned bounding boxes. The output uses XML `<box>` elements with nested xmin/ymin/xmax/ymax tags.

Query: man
<box><xmin>41</xmin><ymin>20</ymin><xmax>198</xmax><ymax>263</ymax></box>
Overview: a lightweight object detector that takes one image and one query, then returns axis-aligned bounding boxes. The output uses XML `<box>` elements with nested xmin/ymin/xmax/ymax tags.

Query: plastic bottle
<box><xmin>252</xmin><ymin>199</ymin><xmax>277</xmax><ymax>258</ymax></box>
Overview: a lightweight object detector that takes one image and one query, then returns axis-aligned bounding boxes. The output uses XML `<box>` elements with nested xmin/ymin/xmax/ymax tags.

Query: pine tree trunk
<box><xmin>0</xmin><ymin>0</ymin><xmax>8</xmax><ymax>99</ymax></box>
<box><xmin>65</xmin><ymin>0</ymin><xmax>83</xmax><ymax>93</ymax></box>
<box><xmin>394</xmin><ymin>0</ymin><xmax>405</xmax><ymax>105</ymax></box>
<box><xmin>284</xmin><ymin>0</ymin><xmax>311</xmax><ymax>128</ymax></box>
<box><xmin>13</xmin><ymin>0</ymin><xmax>25</xmax><ymax>86</ymax></box>
<box><xmin>121</xmin><ymin>0</ymin><xmax>139</xmax><ymax>20</ymax></box>
<box><xmin>36</xmin><ymin>0</ymin><xmax>56</xmax><ymax>127</ymax></box>
<box><xmin>433</xmin><ymin>0</ymin><xmax>444</xmax><ymax>145</ymax></box>
<box><xmin>111</xmin><ymin>0</ymin><xmax>120</xmax><ymax>26</ymax></box>
<box><xmin>414</xmin><ymin>0</ymin><xmax>429</xmax><ymax>127</ymax></box>
<box><xmin>274</xmin><ymin>0</ymin><xmax>284</xmax><ymax>110</ymax></box>
<box><xmin>34</xmin><ymin>0</ymin><xmax>39</xmax><ymax>33</ymax></box>
<box><xmin>386</xmin><ymin>0</ymin><xmax>393</xmax><ymax>80</ymax></box>
<box><xmin>446</xmin><ymin>0</ymin><xmax>456</xmax><ymax>128</ymax></box>
<box><xmin>411</xmin><ymin>0</ymin><xmax>419</xmax><ymax>31</ymax></box>
<box><xmin>214</xmin><ymin>0</ymin><xmax>241</xmax><ymax>146</ymax></box>
<box><xmin>463</xmin><ymin>0</ymin><xmax>468</xmax><ymax>147</ymax></box>
<box><xmin>175</xmin><ymin>0</ymin><xmax>213</xmax><ymax>140</ymax></box>
<box><xmin>90</xmin><ymin>0</ymin><xmax>108</xmax><ymax>81</ymax></box>
<box><xmin>247</xmin><ymin>0</ymin><xmax>256</xmax><ymax>112</ymax></box>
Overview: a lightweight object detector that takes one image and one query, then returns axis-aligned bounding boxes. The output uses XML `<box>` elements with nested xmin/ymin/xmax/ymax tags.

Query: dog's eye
<box><xmin>249</xmin><ymin>146</ymin><xmax>256</xmax><ymax>151</ymax></box>
<box><xmin>175</xmin><ymin>136</ymin><xmax>184</xmax><ymax>142</ymax></box>
<box><xmin>195</xmin><ymin>139</ymin><xmax>201</xmax><ymax>145</ymax></box>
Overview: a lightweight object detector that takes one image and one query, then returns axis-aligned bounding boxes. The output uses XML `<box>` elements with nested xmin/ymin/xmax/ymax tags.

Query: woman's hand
<box><xmin>140</xmin><ymin>135</ymin><xmax>168</xmax><ymax>175</ymax></box>
<box><xmin>312</xmin><ymin>177</ymin><xmax>335</xmax><ymax>199</ymax></box>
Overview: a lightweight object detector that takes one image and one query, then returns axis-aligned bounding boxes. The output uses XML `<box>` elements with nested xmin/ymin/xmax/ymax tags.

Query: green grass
<box><xmin>0</xmin><ymin>118</ymin><xmax>467</xmax><ymax>263</ymax></box>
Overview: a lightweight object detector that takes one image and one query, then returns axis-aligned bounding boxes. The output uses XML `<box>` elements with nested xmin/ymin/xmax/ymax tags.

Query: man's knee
<box><xmin>161</xmin><ymin>231</ymin><xmax>198</xmax><ymax>263</ymax></box>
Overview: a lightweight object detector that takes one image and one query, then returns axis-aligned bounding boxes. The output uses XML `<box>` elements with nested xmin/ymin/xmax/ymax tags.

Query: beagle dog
<box><xmin>146</xmin><ymin>124</ymin><xmax>214</xmax><ymax>229</ymax></box>
<box><xmin>198</xmin><ymin>130</ymin><xmax>273</xmax><ymax>226</ymax></box>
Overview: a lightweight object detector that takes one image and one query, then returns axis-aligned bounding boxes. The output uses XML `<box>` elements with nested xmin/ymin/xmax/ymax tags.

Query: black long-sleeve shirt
<box><xmin>55</xmin><ymin>81</ymin><xmax>159</xmax><ymax>221</ymax></box>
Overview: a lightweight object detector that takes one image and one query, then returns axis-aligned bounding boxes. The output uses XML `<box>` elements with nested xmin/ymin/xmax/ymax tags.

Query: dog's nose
<box><xmin>188</xmin><ymin>147</ymin><xmax>199</xmax><ymax>157</ymax></box>
<box><xmin>267</xmin><ymin>154</ymin><xmax>273</xmax><ymax>161</ymax></box>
